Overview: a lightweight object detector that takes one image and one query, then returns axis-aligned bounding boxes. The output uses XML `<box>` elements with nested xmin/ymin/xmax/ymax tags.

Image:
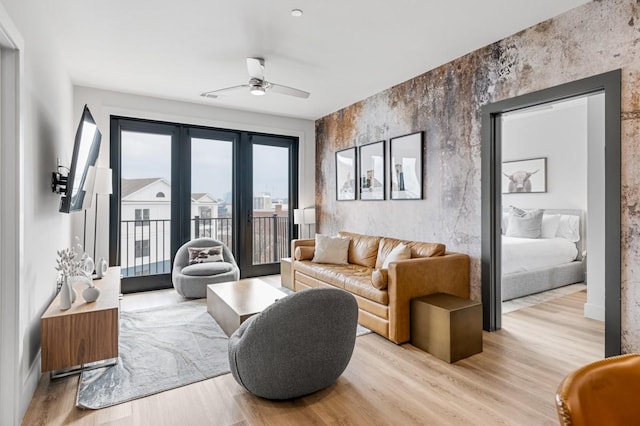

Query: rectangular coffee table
<box><xmin>207</xmin><ymin>278</ymin><xmax>287</xmax><ymax>337</ymax></box>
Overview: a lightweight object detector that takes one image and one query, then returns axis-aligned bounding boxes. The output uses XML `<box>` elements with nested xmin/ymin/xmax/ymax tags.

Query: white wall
<box><xmin>585</xmin><ymin>93</ymin><xmax>606</xmax><ymax>321</ymax></box>
<box><xmin>0</xmin><ymin>0</ymin><xmax>74</xmax><ymax>423</ymax></box>
<box><xmin>501</xmin><ymin>97</ymin><xmax>588</xmax><ymax>210</ymax></box>
<box><xmin>73</xmin><ymin>86</ymin><xmax>316</xmax><ymax>263</ymax></box>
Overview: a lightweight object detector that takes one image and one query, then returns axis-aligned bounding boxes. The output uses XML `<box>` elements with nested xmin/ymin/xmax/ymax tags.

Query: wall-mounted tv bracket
<box><xmin>51</xmin><ymin>157</ymin><xmax>69</xmax><ymax>194</ymax></box>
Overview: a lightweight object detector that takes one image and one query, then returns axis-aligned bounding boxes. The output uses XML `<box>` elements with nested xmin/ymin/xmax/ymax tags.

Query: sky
<box><xmin>121</xmin><ymin>131</ymin><xmax>290</xmax><ymax>200</ymax></box>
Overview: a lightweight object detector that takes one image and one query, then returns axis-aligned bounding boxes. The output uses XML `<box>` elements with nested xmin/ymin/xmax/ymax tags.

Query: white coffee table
<box><xmin>206</xmin><ymin>278</ymin><xmax>287</xmax><ymax>337</ymax></box>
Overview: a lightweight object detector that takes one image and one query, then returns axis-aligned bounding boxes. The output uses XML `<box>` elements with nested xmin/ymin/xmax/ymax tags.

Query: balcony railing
<box><xmin>120</xmin><ymin>216</ymin><xmax>290</xmax><ymax>278</ymax></box>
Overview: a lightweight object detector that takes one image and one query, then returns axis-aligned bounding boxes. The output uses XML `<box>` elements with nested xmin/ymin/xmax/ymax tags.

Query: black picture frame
<box><xmin>358</xmin><ymin>140</ymin><xmax>385</xmax><ymax>200</ymax></box>
<box><xmin>502</xmin><ymin>157</ymin><xmax>547</xmax><ymax>193</ymax></box>
<box><xmin>335</xmin><ymin>147</ymin><xmax>357</xmax><ymax>201</ymax></box>
<box><xmin>390</xmin><ymin>132</ymin><xmax>423</xmax><ymax>200</ymax></box>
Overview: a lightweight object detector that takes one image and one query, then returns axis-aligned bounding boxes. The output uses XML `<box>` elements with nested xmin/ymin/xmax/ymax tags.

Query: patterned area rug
<box><xmin>76</xmin><ymin>300</ymin><xmax>228</xmax><ymax>409</ymax></box>
<box><xmin>77</xmin><ymin>290</ymin><xmax>371</xmax><ymax>410</ymax></box>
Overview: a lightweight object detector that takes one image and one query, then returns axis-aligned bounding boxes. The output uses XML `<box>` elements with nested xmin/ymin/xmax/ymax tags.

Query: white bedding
<box><xmin>502</xmin><ymin>236</ymin><xmax>578</xmax><ymax>275</ymax></box>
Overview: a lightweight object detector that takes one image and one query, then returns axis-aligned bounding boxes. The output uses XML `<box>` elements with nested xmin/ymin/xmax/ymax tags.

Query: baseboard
<box><xmin>19</xmin><ymin>350</ymin><xmax>41</xmax><ymax>422</ymax></box>
<box><xmin>584</xmin><ymin>302</ymin><xmax>605</xmax><ymax>322</ymax></box>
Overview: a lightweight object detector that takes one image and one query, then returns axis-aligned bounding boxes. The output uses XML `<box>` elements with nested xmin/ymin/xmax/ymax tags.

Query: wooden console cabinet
<box><xmin>41</xmin><ymin>267</ymin><xmax>121</xmax><ymax>373</ymax></box>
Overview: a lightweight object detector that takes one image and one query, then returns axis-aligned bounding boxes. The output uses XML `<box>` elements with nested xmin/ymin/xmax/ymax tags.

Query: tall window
<box><xmin>135</xmin><ymin>239</ymin><xmax>150</xmax><ymax>258</ymax></box>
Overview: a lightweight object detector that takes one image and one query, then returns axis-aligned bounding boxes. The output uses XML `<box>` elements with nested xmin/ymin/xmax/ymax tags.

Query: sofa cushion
<box><xmin>312</xmin><ymin>234</ymin><xmax>350</xmax><ymax>264</ymax></box>
<box><xmin>343</xmin><ymin>275</ymin><xmax>389</xmax><ymax>305</ymax></box>
<box><xmin>339</xmin><ymin>231</ymin><xmax>381</xmax><ymax>268</ymax></box>
<box><xmin>375</xmin><ymin>237</ymin><xmax>445</xmax><ymax>269</ymax></box>
<box><xmin>294</xmin><ymin>261</ymin><xmax>388</xmax><ymax>305</ymax></box>
<box><xmin>182</xmin><ymin>262</ymin><xmax>234</xmax><ymax>276</ymax></box>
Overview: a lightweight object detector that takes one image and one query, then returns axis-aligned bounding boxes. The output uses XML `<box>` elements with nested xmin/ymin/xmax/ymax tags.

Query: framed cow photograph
<box><xmin>502</xmin><ymin>157</ymin><xmax>547</xmax><ymax>194</ymax></box>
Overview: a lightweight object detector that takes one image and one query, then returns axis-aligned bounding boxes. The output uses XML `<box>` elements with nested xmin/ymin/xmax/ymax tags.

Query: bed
<box><xmin>501</xmin><ymin>208</ymin><xmax>585</xmax><ymax>301</ymax></box>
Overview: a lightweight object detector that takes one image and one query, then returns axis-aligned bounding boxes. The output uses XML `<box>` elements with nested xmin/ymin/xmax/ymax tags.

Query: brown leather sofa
<box><xmin>291</xmin><ymin>231</ymin><xmax>470</xmax><ymax>344</ymax></box>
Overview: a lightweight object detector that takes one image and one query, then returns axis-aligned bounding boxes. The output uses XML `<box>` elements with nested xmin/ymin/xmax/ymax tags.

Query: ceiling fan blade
<box><xmin>268</xmin><ymin>82</ymin><xmax>310</xmax><ymax>99</ymax></box>
<box><xmin>246</xmin><ymin>58</ymin><xmax>265</xmax><ymax>80</ymax></box>
<box><xmin>200</xmin><ymin>84</ymin><xmax>250</xmax><ymax>98</ymax></box>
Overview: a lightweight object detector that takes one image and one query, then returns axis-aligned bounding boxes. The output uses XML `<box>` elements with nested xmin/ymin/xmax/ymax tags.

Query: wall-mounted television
<box><xmin>58</xmin><ymin>105</ymin><xmax>102</xmax><ymax>213</ymax></box>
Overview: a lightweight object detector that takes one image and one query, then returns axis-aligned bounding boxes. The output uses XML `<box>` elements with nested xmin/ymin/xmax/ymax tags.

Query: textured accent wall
<box><xmin>315</xmin><ymin>0</ymin><xmax>640</xmax><ymax>351</ymax></box>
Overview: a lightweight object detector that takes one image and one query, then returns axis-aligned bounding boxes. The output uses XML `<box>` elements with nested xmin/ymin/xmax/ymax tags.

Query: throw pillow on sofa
<box><xmin>371</xmin><ymin>269</ymin><xmax>388</xmax><ymax>290</ymax></box>
<box><xmin>381</xmin><ymin>243</ymin><xmax>411</xmax><ymax>268</ymax></box>
<box><xmin>294</xmin><ymin>246</ymin><xmax>315</xmax><ymax>261</ymax></box>
<box><xmin>312</xmin><ymin>234</ymin><xmax>350</xmax><ymax>264</ymax></box>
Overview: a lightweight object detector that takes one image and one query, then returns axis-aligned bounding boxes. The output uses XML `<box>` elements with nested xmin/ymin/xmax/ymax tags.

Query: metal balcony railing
<box><xmin>120</xmin><ymin>216</ymin><xmax>289</xmax><ymax>278</ymax></box>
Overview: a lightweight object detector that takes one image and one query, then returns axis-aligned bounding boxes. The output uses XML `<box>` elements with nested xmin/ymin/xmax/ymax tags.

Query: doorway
<box><xmin>109</xmin><ymin>117</ymin><xmax>298</xmax><ymax>293</ymax></box>
<box><xmin>481</xmin><ymin>70</ymin><xmax>621</xmax><ymax>357</ymax></box>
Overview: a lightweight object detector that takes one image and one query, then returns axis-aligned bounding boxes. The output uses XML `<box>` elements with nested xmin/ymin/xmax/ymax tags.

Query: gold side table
<box><xmin>411</xmin><ymin>292</ymin><xmax>482</xmax><ymax>363</ymax></box>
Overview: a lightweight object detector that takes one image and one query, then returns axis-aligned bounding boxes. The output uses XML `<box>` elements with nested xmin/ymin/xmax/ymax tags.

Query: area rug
<box><xmin>76</xmin><ymin>300</ymin><xmax>228</xmax><ymax>410</ymax></box>
<box><xmin>77</xmin><ymin>291</ymin><xmax>371</xmax><ymax>410</ymax></box>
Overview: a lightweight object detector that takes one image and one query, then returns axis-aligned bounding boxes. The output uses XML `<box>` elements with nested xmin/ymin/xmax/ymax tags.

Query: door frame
<box><xmin>0</xmin><ymin>6</ymin><xmax>22</xmax><ymax>424</ymax></box>
<box><xmin>480</xmin><ymin>69</ymin><xmax>621</xmax><ymax>357</ymax></box>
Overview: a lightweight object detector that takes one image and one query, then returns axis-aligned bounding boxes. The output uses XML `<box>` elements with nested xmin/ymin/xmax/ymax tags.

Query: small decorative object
<box><xmin>95</xmin><ymin>258</ymin><xmax>108</xmax><ymax>279</ymax></box>
<box><xmin>82</xmin><ymin>285</ymin><xmax>101</xmax><ymax>303</ymax></box>
<box><xmin>359</xmin><ymin>140</ymin><xmax>385</xmax><ymax>200</ymax></box>
<box><xmin>59</xmin><ymin>274</ymin><xmax>72</xmax><ymax>310</ymax></box>
<box><xmin>55</xmin><ymin>237</ymin><xmax>94</xmax><ymax>309</ymax></box>
<box><xmin>390</xmin><ymin>132</ymin><xmax>423</xmax><ymax>200</ymax></box>
<box><xmin>336</xmin><ymin>147</ymin><xmax>357</xmax><ymax>201</ymax></box>
<box><xmin>502</xmin><ymin>157</ymin><xmax>547</xmax><ymax>194</ymax></box>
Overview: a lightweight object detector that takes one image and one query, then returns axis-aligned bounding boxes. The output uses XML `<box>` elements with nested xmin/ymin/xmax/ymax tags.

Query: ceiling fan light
<box><xmin>250</xmin><ymin>86</ymin><xmax>266</xmax><ymax>96</ymax></box>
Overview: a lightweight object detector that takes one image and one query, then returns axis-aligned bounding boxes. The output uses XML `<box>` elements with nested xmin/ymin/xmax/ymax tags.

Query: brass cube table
<box><xmin>207</xmin><ymin>278</ymin><xmax>287</xmax><ymax>337</ymax></box>
<box><xmin>411</xmin><ymin>292</ymin><xmax>482</xmax><ymax>363</ymax></box>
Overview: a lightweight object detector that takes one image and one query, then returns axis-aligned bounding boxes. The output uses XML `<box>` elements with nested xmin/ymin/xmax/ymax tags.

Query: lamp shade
<box><xmin>303</xmin><ymin>208</ymin><xmax>316</xmax><ymax>225</ymax></box>
<box><xmin>83</xmin><ymin>165</ymin><xmax>97</xmax><ymax>192</ymax></box>
<box><xmin>293</xmin><ymin>209</ymin><xmax>303</xmax><ymax>225</ymax></box>
<box><xmin>93</xmin><ymin>167</ymin><xmax>113</xmax><ymax>195</ymax></box>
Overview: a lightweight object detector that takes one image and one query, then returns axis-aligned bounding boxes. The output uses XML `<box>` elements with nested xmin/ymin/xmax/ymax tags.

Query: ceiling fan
<box><xmin>201</xmin><ymin>57</ymin><xmax>310</xmax><ymax>99</ymax></box>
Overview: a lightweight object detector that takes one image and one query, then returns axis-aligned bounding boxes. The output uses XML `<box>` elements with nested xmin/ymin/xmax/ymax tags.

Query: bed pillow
<box><xmin>541</xmin><ymin>214</ymin><xmax>562</xmax><ymax>238</ymax></box>
<box><xmin>505</xmin><ymin>208</ymin><xmax>543</xmax><ymax>238</ymax></box>
<box><xmin>502</xmin><ymin>213</ymin><xmax>509</xmax><ymax>235</ymax></box>
<box><xmin>311</xmin><ymin>234</ymin><xmax>350</xmax><ymax>264</ymax></box>
<box><xmin>556</xmin><ymin>215</ymin><xmax>580</xmax><ymax>242</ymax></box>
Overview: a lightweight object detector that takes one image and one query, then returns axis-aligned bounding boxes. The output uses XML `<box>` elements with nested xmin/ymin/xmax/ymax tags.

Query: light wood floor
<box><xmin>22</xmin><ymin>282</ymin><xmax>603</xmax><ymax>426</ymax></box>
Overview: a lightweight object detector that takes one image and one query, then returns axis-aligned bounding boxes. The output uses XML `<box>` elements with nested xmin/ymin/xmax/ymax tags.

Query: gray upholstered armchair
<box><xmin>172</xmin><ymin>238</ymin><xmax>239</xmax><ymax>298</ymax></box>
<box><xmin>228</xmin><ymin>287</ymin><xmax>358</xmax><ymax>399</ymax></box>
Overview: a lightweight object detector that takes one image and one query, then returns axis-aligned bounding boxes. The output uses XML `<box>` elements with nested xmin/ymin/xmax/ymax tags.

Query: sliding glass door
<box><xmin>110</xmin><ymin>117</ymin><xmax>298</xmax><ymax>293</ymax></box>
<box><xmin>240</xmin><ymin>134</ymin><xmax>298</xmax><ymax>277</ymax></box>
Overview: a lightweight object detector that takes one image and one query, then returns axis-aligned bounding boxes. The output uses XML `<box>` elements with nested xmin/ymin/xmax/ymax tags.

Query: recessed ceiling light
<box><xmin>291</xmin><ymin>9</ymin><xmax>303</xmax><ymax>17</ymax></box>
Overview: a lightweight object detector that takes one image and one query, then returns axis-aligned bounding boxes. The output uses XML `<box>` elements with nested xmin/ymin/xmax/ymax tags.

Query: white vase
<box><xmin>59</xmin><ymin>275</ymin><xmax>72</xmax><ymax>310</ymax></box>
<box><xmin>82</xmin><ymin>286</ymin><xmax>101</xmax><ymax>303</ymax></box>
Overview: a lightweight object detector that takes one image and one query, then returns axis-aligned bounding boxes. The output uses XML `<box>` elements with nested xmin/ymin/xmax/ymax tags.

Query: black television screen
<box><xmin>59</xmin><ymin>105</ymin><xmax>102</xmax><ymax>213</ymax></box>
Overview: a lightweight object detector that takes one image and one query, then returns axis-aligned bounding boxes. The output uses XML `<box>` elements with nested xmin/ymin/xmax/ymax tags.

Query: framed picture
<box><xmin>390</xmin><ymin>132</ymin><xmax>423</xmax><ymax>200</ymax></box>
<box><xmin>358</xmin><ymin>141</ymin><xmax>385</xmax><ymax>200</ymax></box>
<box><xmin>335</xmin><ymin>147</ymin><xmax>357</xmax><ymax>201</ymax></box>
<box><xmin>502</xmin><ymin>157</ymin><xmax>547</xmax><ymax>194</ymax></box>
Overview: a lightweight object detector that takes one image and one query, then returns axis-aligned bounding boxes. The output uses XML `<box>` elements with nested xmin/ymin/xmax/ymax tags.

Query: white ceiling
<box><xmin>43</xmin><ymin>0</ymin><xmax>589</xmax><ymax>120</ymax></box>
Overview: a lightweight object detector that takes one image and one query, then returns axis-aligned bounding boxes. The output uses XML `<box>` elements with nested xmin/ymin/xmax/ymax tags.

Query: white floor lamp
<box><xmin>84</xmin><ymin>166</ymin><xmax>113</xmax><ymax>267</ymax></box>
<box><xmin>293</xmin><ymin>208</ymin><xmax>303</xmax><ymax>238</ymax></box>
<box><xmin>303</xmin><ymin>207</ymin><xmax>316</xmax><ymax>238</ymax></box>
